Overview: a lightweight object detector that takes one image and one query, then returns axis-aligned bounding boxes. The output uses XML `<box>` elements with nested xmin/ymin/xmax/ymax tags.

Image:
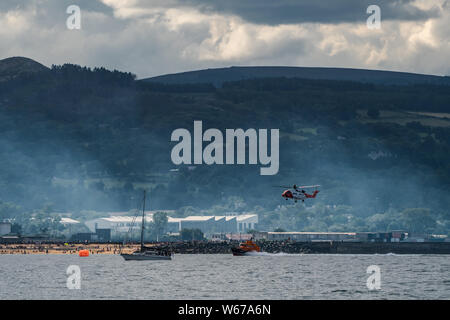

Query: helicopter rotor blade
<box><xmin>273</xmin><ymin>184</ymin><xmax>320</xmax><ymax>189</ymax></box>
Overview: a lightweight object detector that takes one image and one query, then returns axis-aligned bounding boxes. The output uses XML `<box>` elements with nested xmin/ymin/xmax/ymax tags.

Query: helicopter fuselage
<box><xmin>282</xmin><ymin>189</ymin><xmax>319</xmax><ymax>202</ymax></box>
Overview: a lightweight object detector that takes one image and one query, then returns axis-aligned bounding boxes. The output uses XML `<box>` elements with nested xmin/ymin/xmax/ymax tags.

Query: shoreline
<box><xmin>0</xmin><ymin>243</ymin><xmax>139</xmax><ymax>255</ymax></box>
<box><xmin>1</xmin><ymin>240</ymin><xmax>450</xmax><ymax>255</ymax></box>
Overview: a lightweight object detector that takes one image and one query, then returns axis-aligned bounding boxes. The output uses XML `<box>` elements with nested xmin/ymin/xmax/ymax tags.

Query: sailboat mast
<box><xmin>140</xmin><ymin>190</ymin><xmax>146</xmax><ymax>251</ymax></box>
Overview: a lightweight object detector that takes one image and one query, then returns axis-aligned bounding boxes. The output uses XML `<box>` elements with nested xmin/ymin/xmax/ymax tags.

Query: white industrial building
<box><xmin>84</xmin><ymin>213</ymin><xmax>258</xmax><ymax>237</ymax></box>
<box><xmin>235</xmin><ymin>214</ymin><xmax>258</xmax><ymax>232</ymax></box>
<box><xmin>60</xmin><ymin>217</ymin><xmax>80</xmax><ymax>226</ymax></box>
<box><xmin>0</xmin><ymin>222</ymin><xmax>12</xmax><ymax>236</ymax></box>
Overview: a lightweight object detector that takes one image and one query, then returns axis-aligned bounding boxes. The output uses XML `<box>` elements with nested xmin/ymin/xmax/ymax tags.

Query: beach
<box><xmin>0</xmin><ymin>243</ymin><xmax>138</xmax><ymax>255</ymax></box>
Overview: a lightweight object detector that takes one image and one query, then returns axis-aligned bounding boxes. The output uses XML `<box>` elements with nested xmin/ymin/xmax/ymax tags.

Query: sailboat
<box><xmin>120</xmin><ymin>190</ymin><xmax>172</xmax><ymax>261</ymax></box>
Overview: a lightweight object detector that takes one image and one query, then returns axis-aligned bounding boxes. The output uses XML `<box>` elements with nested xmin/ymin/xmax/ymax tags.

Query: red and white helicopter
<box><xmin>276</xmin><ymin>184</ymin><xmax>320</xmax><ymax>203</ymax></box>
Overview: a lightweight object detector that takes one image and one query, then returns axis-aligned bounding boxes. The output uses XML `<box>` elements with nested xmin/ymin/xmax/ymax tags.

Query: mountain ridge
<box><xmin>2</xmin><ymin>56</ymin><xmax>448</xmax><ymax>86</ymax></box>
<box><xmin>143</xmin><ymin>66</ymin><xmax>450</xmax><ymax>87</ymax></box>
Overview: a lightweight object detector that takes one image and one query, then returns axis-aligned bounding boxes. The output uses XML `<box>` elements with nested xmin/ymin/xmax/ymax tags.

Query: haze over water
<box><xmin>0</xmin><ymin>254</ymin><xmax>448</xmax><ymax>299</ymax></box>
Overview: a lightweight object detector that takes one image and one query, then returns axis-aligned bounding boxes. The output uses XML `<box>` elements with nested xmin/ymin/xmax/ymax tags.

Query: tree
<box><xmin>19</xmin><ymin>210</ymin><xmax>65</xmax><ymax>236</ymax></box>
<box><xmin>367</xmin><ymin>213</ymin><xmax>392</xmax><ymax>231</ymax></box>
<box><xmin>11</xmin><ymin>223</ymin><xmax>22</xmax><ymax>235</ymax></box>
<box><xmin>0</xmin><ymin>201</ymin><xmax>21</xmax><ymax>220</ymax></box>
<box><xmin>401</xmin><ymin>208</ymin><xmax>436</xmax><ymax>234</ymax></box>
<box><xmin>151</xmin><ymin>212</ymin><xmax>168</xmax><ymax>241</ymax></box>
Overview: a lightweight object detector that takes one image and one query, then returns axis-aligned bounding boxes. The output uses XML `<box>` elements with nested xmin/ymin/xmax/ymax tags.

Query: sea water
<box><xmin>0</xmin><ymin>254</ymin><xmax>448</xmax><ymax>299</ymax></box>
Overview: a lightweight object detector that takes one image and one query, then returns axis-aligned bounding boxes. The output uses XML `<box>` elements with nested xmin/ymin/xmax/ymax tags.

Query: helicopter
<box><xmin>275</xmin><ymin>184</ymin><xmax>320</xmax><ymax>203</ymax></box>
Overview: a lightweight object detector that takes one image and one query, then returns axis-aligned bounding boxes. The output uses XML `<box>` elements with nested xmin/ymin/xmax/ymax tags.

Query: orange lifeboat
<box><xmin>231</xmin><ymin>240</ymin><xmax>261</xmax><ymax>256</ymax></box>
<box><xmin>79</xmin><ymin>250</ymin><xmax>90</xmax><ymax>257</ymax></box>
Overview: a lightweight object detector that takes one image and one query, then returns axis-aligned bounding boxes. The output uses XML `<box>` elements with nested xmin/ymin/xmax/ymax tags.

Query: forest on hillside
<box><xmin>0</xmin><ymin>64</ymin><xmax>449</xmax><ymax>235</ymax></box>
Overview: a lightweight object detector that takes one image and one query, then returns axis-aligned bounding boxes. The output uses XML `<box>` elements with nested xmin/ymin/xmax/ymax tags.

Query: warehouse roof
<box><xmin>183</xmin><ymin>216</ymin><xmax>215</xmax><ymax>221</ymax></box>
<box><xmin>236</xmin><ymin>214</ymin><xmax>258</xmax><ymax>222</ymax></box>
<box><xmin>60</xmin><ymin>218</ymin><xmax>80</xmax><ymax>224</ymax></box>
<box><xmin>214</xmin><ymin>216</ymin><xmax>237</xmax><ymax>221</ymax></box>
<box><xmin>86</xmin><ymin>214</ymin><xmax>258</xmax><ymax>224</ymax></box>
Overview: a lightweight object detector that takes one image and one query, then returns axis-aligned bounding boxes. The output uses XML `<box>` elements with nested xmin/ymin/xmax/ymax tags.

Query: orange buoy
<box><xmin>79</xmin><ymin>250</ymin><xmax>89</xmax><ymax>257</ymax></box>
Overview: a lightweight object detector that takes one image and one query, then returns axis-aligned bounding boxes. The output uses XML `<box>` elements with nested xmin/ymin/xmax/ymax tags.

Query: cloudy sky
<box><xmin>0</xmin><ymin>0</ymin><xmax>449</xmax><ymax>78</ymax></box>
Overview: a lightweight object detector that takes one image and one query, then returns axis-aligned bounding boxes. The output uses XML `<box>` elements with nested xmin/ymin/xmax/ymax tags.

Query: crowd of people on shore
<box><xmin>0</xmin><ymin>243</ymin><xmax>130</xmax><ymax>255</ymax></box>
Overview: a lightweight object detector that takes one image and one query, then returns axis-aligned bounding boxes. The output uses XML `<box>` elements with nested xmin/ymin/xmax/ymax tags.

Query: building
<box><xmin>0</xmin><ymin>222</ymin><xmax>12</xmax><ymax>236</ymax></box>
<box><xmin>69</xmin><ymin>228</ymin><xmax>111</xmax><ymax>242</ymax></box>
<box><xmin>236</xmin><ymin>214</ymin><xmax>258</xmax><ymax>232</ymax></box>
<box><xmin>166</xmin><ymin>217</ymin><xmax>184</xmax><ymax>233</ymax></box>
<box><xmin>253</xmin><ymin>231</ymin><xmax>426</xmax><ymax>242</ymax></box>
<box><xmin>225</xmin><ymin>233</ymin><xmax>253</xmax><ymax>241</ymax></box>
<box><xmin>105</xmin><ymin>210</ymin><xmax>176</xmax><ymax>217</ymax></box>
<box><xmin>213</xmin><ymin>216</ymin><xmax>237</xmax><ymax>233</ymax></box>
<box><xmin>179</xmin><ymin>216</ymin><xmax>216</xmax><ymax>233</ymax></box>
<box><xmin>85</xmin><ymin>211</ymin><xmax>176</xmax><ymax>233</ymax></box>
<box><xmin>85</xmin><ymin>215</ymin><xmax>152</xmax><ymax>234</ymax></box>
<box><xmin>95</xmin><ymin>228</ymin><xmax>111</xmax><ymax>241</ymax></box>
<box><xmin>70</xmin><ymin>232</ymin><xmax>97</xmax><ymax>242</ymax></box>
<box><xmin>255</xmin><ymin>232</ymin><xmax>358</xmax><ymax>241</ymax></box>
<box><xmin>60</xmin><ymin>217</ymin><xmax>81</xmax><ymax>226</ymax></box>
<box><xmin>84</xmin><ymin>213</ymin><xmax>259</xmax><ymax>238</ymax></box>
<box><xmin>178</xmin><ymin>214</ymin><xmax>258</xmax><ymax>234</ymax></box>
<box><xmin>356</xmin><ymin>231</ymin><xmax>408</xmax><ymax>242</ymax></box>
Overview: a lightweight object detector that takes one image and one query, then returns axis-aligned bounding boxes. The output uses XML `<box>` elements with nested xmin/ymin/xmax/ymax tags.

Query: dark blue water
<box><xmin>0</xmin><ymin>253</ymin><xmax>448</xmax><ymax>299</ymax></box>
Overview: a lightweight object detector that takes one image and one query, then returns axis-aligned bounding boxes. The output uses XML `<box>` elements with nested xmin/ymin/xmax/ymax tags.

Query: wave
<box><xmin>244</xmin><ymin>251</ymin><xmax>304</xmax><ymax>257</ymax></box>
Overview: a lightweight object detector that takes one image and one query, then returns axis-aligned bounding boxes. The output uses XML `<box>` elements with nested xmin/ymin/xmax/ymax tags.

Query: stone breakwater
<box><xmin>1</xmin><ymin>241</ymin><xmax>450</xmax><ymax>255</ymax></box>
<box><xmin>154</xmin><ymin>240</ymin><xmax>450</xmax><ymax>254</ymax></box>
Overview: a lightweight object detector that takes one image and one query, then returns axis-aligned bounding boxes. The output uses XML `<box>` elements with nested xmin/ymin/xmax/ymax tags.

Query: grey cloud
<box><xmin>0</xmin><ymin>0</ymin><xmax>115</xmax><ymax>30</ymax></box>
<box><xmin>172</xmin><ymin>0</ymin><xmax>441</xmax><ymax>25</ymax></box>
<box><xmin>0</xmin><ymin>0</ymin><xmax>113</xmax><ymax>14</ymax></box>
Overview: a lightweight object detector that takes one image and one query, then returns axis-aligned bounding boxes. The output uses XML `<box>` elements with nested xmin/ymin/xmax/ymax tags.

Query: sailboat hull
<box><xmin>121</xmin><ymin>253</ymin><xmax>172</xmax><ymax>261</ymax></box>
